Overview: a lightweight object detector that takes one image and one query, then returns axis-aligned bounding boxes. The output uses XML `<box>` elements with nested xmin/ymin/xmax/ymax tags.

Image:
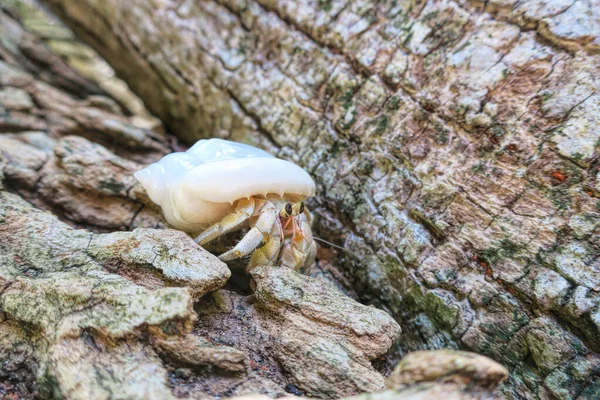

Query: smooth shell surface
<box><xmin>134</xmin><ymin>139</ymin><xmax>316</xmax><ymax>231</ymax></box>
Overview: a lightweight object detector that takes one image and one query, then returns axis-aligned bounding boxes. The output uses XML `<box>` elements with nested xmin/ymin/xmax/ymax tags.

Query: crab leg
<box><xmin>219</xmin><ymin>203</ymin><xmax>277</xmax><ymax>261</ymax></box>
<box><xmin>247</xmin><ymin>223</ymin><xmax>282</xmax><ymax>270</ymax></box>
<box><xmin>291</xmin><ymin>216</ymin><xmax>306</xmax><ymax>241</ymax></box>
<box><xmin>280</xmin><ymin>215</ymin><xmax>293</xmax><ymax>235</ymax></box>
<box><xmin>194</xmin><ymin>198</ymin><xmax>255</xmax><ymax>245</ymax></box>
<box><xmin>279</xmin><ymin>212</ymin><xmax>317</xmax><ymax>270</ymax></box>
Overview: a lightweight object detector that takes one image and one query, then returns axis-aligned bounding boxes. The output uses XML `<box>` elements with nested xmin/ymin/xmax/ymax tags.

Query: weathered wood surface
<box><xmin>40</xmin><ymin>0</ymin><xmax>600</xmax><ymax>398</ymax></box>
<box><xmin>0</xmin><ymin>4</ymin><xmax>513</xmax><ymax>399</ymax></box>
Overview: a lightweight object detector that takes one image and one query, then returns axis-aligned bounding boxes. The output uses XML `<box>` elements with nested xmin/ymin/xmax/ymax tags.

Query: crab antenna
<box><xmin>313</xmin><ymin>237</ymin><xmax>359</xmax><ymax>259</ymax></box>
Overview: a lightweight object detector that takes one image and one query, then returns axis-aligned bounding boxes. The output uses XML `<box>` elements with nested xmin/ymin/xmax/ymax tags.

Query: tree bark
<box><xmin>3</xmin><ymin>0</ymin><xmax>600</xmax><ymax>398</ymax></box>
<box><xmin>40</xmin><ymin>0</ymin><xmax>600</xmax><ymax>398</ymax></box>
<box><xmin>0</xmin><ymin>4</ymin><xmax>512</xmax><ymax>399</ymax></box>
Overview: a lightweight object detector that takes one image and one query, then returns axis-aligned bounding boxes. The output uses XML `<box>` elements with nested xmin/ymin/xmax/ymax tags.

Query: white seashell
<box><xmin>134</xmin><ymin>138</ymin><xmax>315</xmax><ymax>231</ymax></box>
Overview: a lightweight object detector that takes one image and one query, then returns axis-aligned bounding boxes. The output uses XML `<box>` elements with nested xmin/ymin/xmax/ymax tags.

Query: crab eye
<box><xmin>285</xmin><ymin>203</ymin><xmax>293</xmax><ymax>216</ymax></box>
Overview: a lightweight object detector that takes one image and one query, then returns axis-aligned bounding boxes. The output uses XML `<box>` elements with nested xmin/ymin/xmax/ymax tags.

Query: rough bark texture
<box><xmin>36</xmin><ymin>0</ymin><xmax>600</xmax><ymax>399</ymax></box>
<box><xmin>0</xmin><ymin>4</ymin><xmax>512</xmax><ymax>399</ymax></box>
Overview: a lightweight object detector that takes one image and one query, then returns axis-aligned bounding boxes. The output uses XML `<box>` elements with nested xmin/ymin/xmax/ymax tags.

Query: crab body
<box><xmin>134</xmin><ymin>139</ymin><xmax>317</xmax><ymax>270</ymax></box>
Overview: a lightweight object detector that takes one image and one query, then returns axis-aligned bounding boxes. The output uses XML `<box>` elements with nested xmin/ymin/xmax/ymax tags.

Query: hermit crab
<box><xmin>134</xmin><ymin>138</ymin><xmax>317</xmax><ymax>271</ymax></box>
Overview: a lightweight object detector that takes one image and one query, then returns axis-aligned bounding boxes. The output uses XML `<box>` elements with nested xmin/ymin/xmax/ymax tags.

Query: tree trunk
<box><xmin>0</xmin><ymin>3</ymin><xmax>508</xmax><ymax>399</ymax></box>
<box><xmin>41</xmin><ymin>0</ymin><xmax>600</xmax><ymax>398</ymax></box>
<box><xmin>2</xmin><ymin>0</ymin><xmax>600</xmax><ymax>399</ymax></box>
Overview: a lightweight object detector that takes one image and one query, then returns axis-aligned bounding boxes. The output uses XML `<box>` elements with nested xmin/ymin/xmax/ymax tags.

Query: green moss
<box><xmin>317</xmin><ymin>0</ymin><xmax>333</xmax><ymax>12</ymax></box>
<box><xmin>339</xmin><ymin>109</ymin><xmax>356</xmax><ymax>130</ymax></box>
<box><xmin>491</xmin><ymin>125</ymin><xmax>504</xmax><ymax>138</ymax></box>
<box><xmin>386</xmin><ymin>96</ymin><xmax>401</xmax><ymax>111</ymax></box>
<box><xmin>237</xmin><ymin>43</ymin><xmax>248</xmax><ymax>55</ymax></box>
<box><xmin>330</xmin><ymin>140</ymin><xmax>348</xmax><ymax>157</ymax></box>
<box><xmin>403</xmin><ymin>29</ymin><xmax>414</xmax><ymax>45</ymax></box>
<box><xmin>572</xmin><ymin>152</ymin><xmax>585</xmax><ymax>161</ymax></box>
<box><xmin>364</xmin><ymin>9</ymin><xmax>377</xmax><ymax>25</ymax></box>
<box><xmin>481</xmin><ymin>294</ymin><xmax>492</xmax><ymax>305</ymax></box>
<box><xmin>352</xmin><ymin>203</ymin><xmax>371</xmax><ymax>220</ymax></box>
<box><xmin>434</xmin><ymin>268</ymin><xmax>457</xmax><ymax>283</ymax></box>
<box><xmin>437</xmin><ymin>131</ymin><xmax>449</xmax><ymax>144</ymax></box>
<box><xmin>161</xmin><ymin>321</ymin><xmax>180</xmax><ymax>335</ymax></box>
<box><xmin>550</xmin><ymin>189</ymin><xmax>571</xmax><ymax>211</ymax></box>
<box><xmin>98</xmin><ymin>178</ymin><xmax>126</xmax><ymax>193</ymax></box>
<box><xmin>512</xmin><ymin>308</ymin><xmax>529</xmax><ymax>327</ymax></box>
<box><xmin>481</xmin><ymin>322</ymin><xmax>512</xmax><ymax>341</ymax></box>
<box><xmin>471</xmin><ymin>163</ymin><xmax>486</xmax><ymax>173</ymax></box>
<box><xmin>453</xmin><ymin>41</ymin><xmax>471</xmax><ymax>54</ymax></box>
<box><xmin>367</xmin><ymin>114</ymin><xmax>389</xmax><ymax>135</ymax></box>
<box><xmin>421</xmin><ymin>11</ymin><xmax>439</xmax><ymax>23</ymax></box>
<box><xmin>380</xmin><ymin>253</ymin><xmax>409</xmax><ymax>289</ymax></box>
<box><xmin>425</xmin><ymin>292</ymin><xmax>458</xmax><ymax>329</ymax></box>
<box><xmin>580</xmin><ymin>382</ymin><xmax>600</xmax><ymax>399</ymax></box>
<box><xmin>581</xmin><ymin>213</ymin><xmax>600</xmax><ymax>223</ymax></box>
<box><xmin>479</xmin><ymin>238</ymin><xmax>525</xmax><ymax>265</ymax></box>
<box><xmin>339</xmin><ymin>89</ymin><xmax>353</xmax><ymax>110</ymax></box>
<box><xmin>540</xmin><ymin>91</ymin><xmax>554</xmax><ymax>102</ymax></box>
<box><xmin>561</xmin><ymin>162</ymin><xmax>585</xmax><ymax>184</ymax></box>
<box><xmin>499</xmin><ymin>239</ymin><xmax>523</xmax><ymax>257</ymax></box>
